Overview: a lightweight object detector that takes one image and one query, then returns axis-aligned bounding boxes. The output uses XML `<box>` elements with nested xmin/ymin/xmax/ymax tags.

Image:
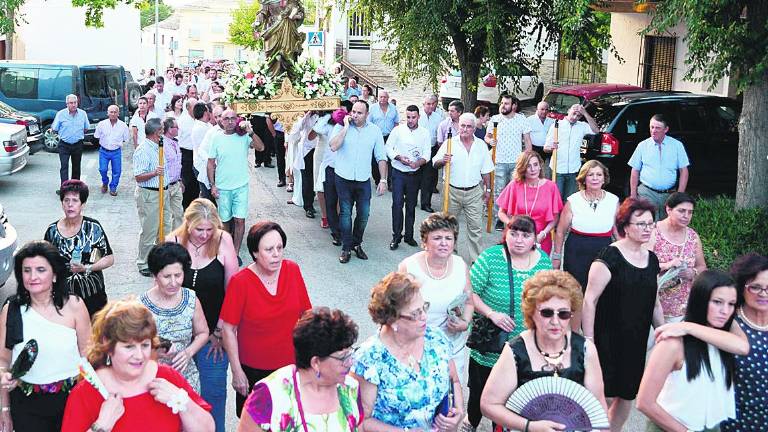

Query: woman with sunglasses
<box><xmin>722</xmin><ymin>253</ymin><xmax>768</xmax><ymax>432</ymax></box>
<box><xmin>582</xmin><ymin>197</ymin><xmax>665</xmax><ymax>432</ymax></box>
<box><xmin>637</xmin><ymin>270</ymin><xmax>748</xmax><ymax>432</ymax></box>
<box><xmin>237</xmin><ymin>307</ymin><xmax>362</xmax><ymax>432</ymax></box>
<box><xmin>481</xmin><ymin>270</ymin><xmax>607</xmax><ymax>431</ymax></box>
<box><xmin>353</xmin><ymin>272</ymin><xmax>464</xmax><ymax>432</ymax></box>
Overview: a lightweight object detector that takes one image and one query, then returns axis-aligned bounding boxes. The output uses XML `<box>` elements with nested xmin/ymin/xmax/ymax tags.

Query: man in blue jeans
<box><xmin>329</xmin><ymin>101</ymin><xmax>388</xmax><ymax>263</ymax></box>
<box><xmin>93</xmin><ymin>105</ymin><xmax>130</xmax><ymax>195</ymax></box>
<box><xmin>52</xmin><ymin>94</ymin><xmax>90</xmax><ymax>194</ymax></box>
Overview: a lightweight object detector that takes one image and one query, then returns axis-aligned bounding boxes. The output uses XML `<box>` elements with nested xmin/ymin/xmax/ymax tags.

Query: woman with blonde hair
<box><xmin>169</xmin><ymin>198</ymin><xmax>238</xmax><ymax>432</ymax></box>
<box><xmin>496</xmin><ymin>150</ymin><xmax>563</xmax><ymax>253</ymax></box>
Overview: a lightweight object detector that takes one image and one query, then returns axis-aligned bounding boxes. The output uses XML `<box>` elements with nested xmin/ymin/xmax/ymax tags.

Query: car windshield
<box><xmin>586</xmin><ymin>103</ymin><xmax>622</xmax><ymax>131</ymax></box>
<box><xmin>544</xmin><ymin>92</ymin><xmax>583</xmax><ymax>115</ymax></box>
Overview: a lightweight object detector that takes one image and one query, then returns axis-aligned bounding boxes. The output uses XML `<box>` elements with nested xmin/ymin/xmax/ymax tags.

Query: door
<box><xmin>699</xmin><ymin>101</ymin><xmax>740</xmax><ymax>196</ymax></box>
<box><xmin>347</xmin><ymin>12</ymin><xmax>371</xmax><ymax>65</ymax></box>
<box><xmin>79</xmin><ymin>66</ymin><xmax>126</xmax><ymax>126</ymax></box>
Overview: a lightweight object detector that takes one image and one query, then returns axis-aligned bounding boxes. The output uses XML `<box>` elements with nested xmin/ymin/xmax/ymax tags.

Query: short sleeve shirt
<box><xmin>489</xmin><ymin>113</ymin><xmax>531</xmax><ymax>164</ymax></box>
<box><xmin>432</xmin><ymin>137</ymin><xmax>494</xmax><ymax>187</ymax></box>
<box><xmin>628</xmin><ymin>135</ymin><xmax>690</xmax><ymax>190</ymax></box>
<box><xmin>208</xmin><ymin>133</ymin><xmax>252</xmax><ymax>190</ymax></box>
<box><xmin>94</xmin><ymin>119</ymin><xmax>130</xmax><ymax>151</ymax></box>
<box><xmin>368</xmin><ymin>103</ymin><xmax>400</xmax><ymax>136</ymax></box>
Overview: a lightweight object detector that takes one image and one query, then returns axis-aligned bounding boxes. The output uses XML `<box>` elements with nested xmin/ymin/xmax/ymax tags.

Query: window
<box><xmin>640</xmin><ymin>35</ymin><xmax>676</xmax><ymax>91</ymax></box>
<box><xmin>81</xmin><ymin>69</ymin><xmax>122</xmax><ymax>105</ymax></box>
<box><xmin>213</xmin><ymin>45</ymin><xmax>224</xmax><ymax>59</ymax></box>
<box><xmin>0</xmin><ymin>68</ymin><xmax>38</xmax><ymax>99</ymax></box>
<box><xmin>709</xmin><ymin>104</ymin><xmax>739</xmax><ymax>133</ymax></box>
<box><xmin>189</xmin><ymin>28</ymin><xmax>200</xmax><ymax>40</ymax></box>
<box><xmin>613</xmin><ymin>102</ymin><xmax>677</xmax><ymax>136</ymax></box>
<box><xmin>677</xmin><ymin>104</ymin><xmax>708</xmax><ymax>132</ymax></box>
<box><xmin>38</xmin><ymin>68</ymin><xmax>73</xmax><ymax>100</ymax></box>
<box><xmin>555</xmin><ymin>44</ymin><xmax>606</xmax><ymax>85</ymax></box>
<box><xmin>211</xmin><ymin>24</ymin><xmax>225</xmax><ymax>34</ymax></box>
<box><xmin>189</xmin><ymin>49</ymin><xmax>204</xmax><ymax>60</ymax></box>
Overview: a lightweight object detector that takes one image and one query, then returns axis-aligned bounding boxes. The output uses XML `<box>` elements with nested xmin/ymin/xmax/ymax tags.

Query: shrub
<box><xmin>689</xmin><ymin>196</ymin><xmax>768</xmax><ymax>271</ymax></box>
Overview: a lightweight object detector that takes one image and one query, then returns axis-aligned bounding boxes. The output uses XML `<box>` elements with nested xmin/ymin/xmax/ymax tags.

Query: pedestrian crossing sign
<box><xmin>308</xmin><ymin>31</ymin><xmax>324</xmax><ymax>47</ymax></box>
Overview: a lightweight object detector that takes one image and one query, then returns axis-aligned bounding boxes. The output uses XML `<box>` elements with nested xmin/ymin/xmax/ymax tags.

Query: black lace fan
<box><xmin>11</xmin><ymin>339</ymin><xmax>38</xmax><ymax>379</ymax></box>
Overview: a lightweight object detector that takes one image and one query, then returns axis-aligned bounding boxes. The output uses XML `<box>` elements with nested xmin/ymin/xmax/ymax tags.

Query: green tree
<box><xmin>646</xmin><ymin>0</ymin><xmax>768</xmax><ymax>209</ymax></box>
<box><xmin>229</xmin><ymin>0</ymin><xmax>262</xmax><ymax>51</ymax></box>
<box><xmin>339</xmin><ymin>0</ymin><xmax>610</xmax><ymax>110</ymax></box>
<box><xmin>140</xmin><ymin>1</ymin><xmax>173</xmax><ymax>29</ymax></box>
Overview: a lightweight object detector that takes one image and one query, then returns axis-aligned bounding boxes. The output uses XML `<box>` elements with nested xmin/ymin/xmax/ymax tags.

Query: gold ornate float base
<box><xmin>231</xmin><ymin>78</ymin><xmax>341</xmax><ymax>125</ymax></box>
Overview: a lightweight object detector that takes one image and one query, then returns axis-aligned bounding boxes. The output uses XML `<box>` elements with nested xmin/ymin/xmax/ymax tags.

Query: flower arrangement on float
<box><xmin>289</xmin><ymin>57</ymin><xmax>344</xmax><ymax>100</ymax></box>
<box><xmin>223</xmin><ymin>56</ymin><xmax>279</xmax><ymax>103</ymax></box>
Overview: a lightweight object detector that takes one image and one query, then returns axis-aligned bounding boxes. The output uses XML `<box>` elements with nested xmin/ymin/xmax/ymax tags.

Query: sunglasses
<box><xmin>538</xmin><ymin>309</ymin><xmax>573</xmax><ymax>320</ymax></box>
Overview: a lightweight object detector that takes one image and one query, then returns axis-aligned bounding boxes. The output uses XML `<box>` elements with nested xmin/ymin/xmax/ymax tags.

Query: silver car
<box><xmin>0</xmin><ymin>204</ymin><xmax>16</xmax><ymax>288</ymax></box>
<box><xmin>0</xmin><ymin>123</ymin><xmax>29</xmax><ymax>176</ymax></box>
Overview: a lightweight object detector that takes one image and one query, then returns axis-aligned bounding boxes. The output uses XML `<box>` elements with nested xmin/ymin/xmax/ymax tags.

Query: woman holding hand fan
<box><xmin>0</xmin><ymin>241</ymin><xmax>92</xmax><ymax>432</ymax></box>
<box><xmin>480</xmin><ymin>270</ymin><xmax>607</xmax><ymax>432</ymax></box>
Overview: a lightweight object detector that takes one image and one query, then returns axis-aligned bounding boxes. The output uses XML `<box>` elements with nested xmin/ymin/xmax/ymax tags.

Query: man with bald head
<box><xmin>368</xmin><ymin>90</ymin><xmax>400</xmax><ymax>187</ymax></box>
<box><xmin>94</xmin><ymin>104</ymin><xmax>130</xmax><ymax>195</ymax></box>
<box><xmin>417</xmin><ymin>94</ymin><xmax>445</xmax><ymax>211</ymax></box>
<box><xmin>527</xmin><ymin>100</ymin><xmax>555</xmax><ymax>178</ymax></box>
<box><xmin>208</xmin><ymin>109</ymin><xmax>265</xmax><ymax>261</ymax></box>
<box><xmin>52</xmin><ymin>94</ymin><xmax>90</xmax><ymax>191</ymax></box>
<box><xmin>545</xmin><ymin>103</ymin><xmax>599</xmax><ymax>200</ymax></box>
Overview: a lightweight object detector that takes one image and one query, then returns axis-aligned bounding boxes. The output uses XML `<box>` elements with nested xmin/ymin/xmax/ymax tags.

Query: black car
<box><xmin>581</xmin><ymin>92</ymin><xmax>740</xmax><ymax>198</ymax></box>
<box><xmin>125</xmin><ymin>70</ymin><xmax>143</xmax><ymax>112</ymax></box>
<box><xmin>0</xmin><ymin>100</ymin><xmax>43</xmax><ymax>154</ymax></box>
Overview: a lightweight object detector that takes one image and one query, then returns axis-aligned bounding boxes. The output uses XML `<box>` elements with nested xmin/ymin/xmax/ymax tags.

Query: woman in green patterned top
<box><xmin>465</xmin><ymin>215</ymin><xmax>551</xmax><ymax>431</ymax></box>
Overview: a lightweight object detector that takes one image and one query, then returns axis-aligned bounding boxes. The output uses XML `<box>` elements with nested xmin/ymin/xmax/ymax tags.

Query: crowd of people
<box><xmin>13</xmin><ymin>63</ymin><xmax>766</xmax><ymax>432</ymax></box>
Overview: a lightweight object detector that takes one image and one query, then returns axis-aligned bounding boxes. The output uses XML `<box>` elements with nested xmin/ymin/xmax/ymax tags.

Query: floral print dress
<box><xmin>243</xmin><ymin>365</ymin><xmax>363</xmax><ymax>432</ymax></box>
<box><xmin>353</xmin><ymin>327</ymin><xmax>452</xmax><ymax>430</ymax></box>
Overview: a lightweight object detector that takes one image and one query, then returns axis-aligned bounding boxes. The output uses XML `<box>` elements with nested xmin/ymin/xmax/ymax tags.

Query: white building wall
<box><xmin>140</xmin><ymin>26</ymin><xmax>180</xmax><ymax>73</ymax></box>
<box><xmin>607</xmin><ymin>13</ymin><xmax>730</xmax><ymax>96</ymax></box>
<box><xmin>14</xmin><ymin>0</ymin><xmax>141</xmax><ymax>74</ymax></box>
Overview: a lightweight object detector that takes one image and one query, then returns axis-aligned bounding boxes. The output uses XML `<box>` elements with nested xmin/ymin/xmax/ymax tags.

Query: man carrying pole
<box><xmin>433</xmin><ymin>113</ymin><xmax>494</xmax><ymax>264</ymax></box>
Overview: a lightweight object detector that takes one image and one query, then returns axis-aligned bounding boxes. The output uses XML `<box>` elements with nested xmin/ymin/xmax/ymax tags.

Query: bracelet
<box><xmin>89</xmin><ymin>423</ymin><xmax>107</xmax><ymax>432</ymax></box>
<box><xmin>1</xmin><ymin>406</ymin><xmax>9</xmax><ymax>412</ymax></box>
<box><xmin>551</xmin><ymin>252</ymin><xmax>562</xmax><ymax>260</ymax></box>
<box><xmin>166</xmin><ymin>388</ymin><xmax>190</xmax><ymax>414</ymax></box>
<box><xmin>85</xmin><ymin>264</ymin><xmax>93</xmax><ymax>275</ymax></box>
<box><xmin>524</xmin><ymin>419</ymin><xmax>530</xmax><ymax>432</ymax></box>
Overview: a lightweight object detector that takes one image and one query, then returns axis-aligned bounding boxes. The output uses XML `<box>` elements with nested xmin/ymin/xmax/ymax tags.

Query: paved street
<box><xmin>0</xmin><ymin>144</ymin><xmax>647</xmax><ymax>431</ymax></box>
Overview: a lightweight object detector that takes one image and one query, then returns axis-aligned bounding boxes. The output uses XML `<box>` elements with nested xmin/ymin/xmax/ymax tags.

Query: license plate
<box><xmin>28</xmin><ymin>124</ymin><xmax>39</xmax><ymax>134</ymax></box>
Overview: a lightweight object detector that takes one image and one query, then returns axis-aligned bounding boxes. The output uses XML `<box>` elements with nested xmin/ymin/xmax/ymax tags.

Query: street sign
<box><xmin>307</xmin><ymin>31</ymin><xmax>324</xmax><ymax>47</ymax></box>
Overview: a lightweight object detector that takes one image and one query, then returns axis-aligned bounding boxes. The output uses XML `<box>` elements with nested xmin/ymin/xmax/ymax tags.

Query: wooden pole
<box><xmin>486</xmin><ymin>121</ymin><xmax>498</xmax><ymax>232</ymax></box>
<box><xmin>551</xmin><ymin>120</ymin><xmax>559</xmax><ymax>182</ymax></box>
<box><xmin>157</xmin><ymin>137</ymin><xmax>165</xmax><ymax>243</ymax></box>
<box><xmin>441</xmin><ymin>131</ymin><xmax>453</xmax><ymax>214</ymax></box>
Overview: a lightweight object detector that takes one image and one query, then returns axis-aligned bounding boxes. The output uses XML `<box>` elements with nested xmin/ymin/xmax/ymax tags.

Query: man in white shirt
<box><xmin>166</xmin><ymin>73</ymin><xmax>186</xmax><ymax>97</ymax></box>
<box><xmin>527</xmin><ymin>101</ymin><xmax>555</xmax><ymax>179</ymax></box>
<box><xmin>387</xmin><ymin>105</ymin><xmax>432</xmax><ymax>250</ymax></box>
<box><xmin>545</xmin><ymin>103</ymin><xmax>599</xmax><ymax>201</ymax></box>
<box><xmin>177</xmin><ymin>98</ymin><xmax>198</xmax><ymax>209</ymax></box>
<box><xmin>433</xmin><ymin>112</ymin><xmax>494</xmax><ymax>263</ymax></box>
<box><xmin>94</xmin><ymin>104</ymin><xmax>130</xmax><ymax>195</ymax></box>
<box><xmin>129</xmin><ymin>96</ymin><xmax>160</xmax><ymax>148</ymax></box>
<box><xmin>150</xmin><ymin>77</ymin><xmax>172</xmax><ymax>117</ymax></box>
<box><xmin>418</xmin><ymin>94</ymin><xmax>445</xmax><ymax>212</ymax></box>
<box><xmin>195</xmin><ymin>105</ymin><xmax>224</xmax><ymax>204</ymax></box>
<box><xmin>486</xmin><ymin>94</ymin><xmax>533</xmax><ymax>230</ymax></box>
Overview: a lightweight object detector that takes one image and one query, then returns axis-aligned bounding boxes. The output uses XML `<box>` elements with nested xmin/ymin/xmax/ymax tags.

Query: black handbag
<box><xmin>466</xmin><ymin>246</ymin><xmax>515</xmax><ymax>354</ymax></box>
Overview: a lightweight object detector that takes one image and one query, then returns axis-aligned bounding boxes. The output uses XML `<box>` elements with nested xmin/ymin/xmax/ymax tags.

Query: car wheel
<box><xmin>42</xmin><ymin>124</ymin><xmax>59</xmax><ymax>153</ymax></box>
<box><xmin>128</xmin><ymin>86</ymin><xmax>142</xmax><ymax>110</ymax></box>
<box><xmin>534</xmin><ymin>84</ymin><xmax>544</xmax><ymax>103</ymax></box>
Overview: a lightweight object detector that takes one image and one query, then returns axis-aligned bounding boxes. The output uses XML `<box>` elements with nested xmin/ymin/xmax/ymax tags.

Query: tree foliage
<box><xmin>229</xmin><ymin>0</ymin><xmax>262</xmax><ymax>51</ymax></box>
<box><xmin>646</xmin><ymin>0</ymin><xmax>768</xmax><ymax>209</ymax></box>
<box><xmin>338</xmin><ymin>0</ymin><xmax>611</xmax><ymax>110</ymax></box>
<box><xmin>140</xmin><ymin>1</ymin><xmax>173</xmax><ymax>29</ymax></box>
<box><xmin>1</xmin><ymin>0</ymin><xmax>141</xmax><ymax>33</ymax></box>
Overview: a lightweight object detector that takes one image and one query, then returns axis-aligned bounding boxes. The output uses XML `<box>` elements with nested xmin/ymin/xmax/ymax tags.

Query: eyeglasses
<box><xmin>538</xmin><ymin>309</ymin><xmax>573</xmax><ymax>320</ymax></box>
<box><xmin>400</xmin><ymin>302</ymin><xmax>430</xmax><ymax>321</ymax></box>
<box><xmin>328</xmin><ymin>346</ymin><xmax>358</xmax><ymax>365</ymax></box>
<box><xmin>746</xmin><ymin>284</ymin><xmax>768</xmax><ymax>295</ymax></box>
<box><xmin>629</xmin><ymin>222</ymin><xmax>656</xmax><ymax>230</ymax></box>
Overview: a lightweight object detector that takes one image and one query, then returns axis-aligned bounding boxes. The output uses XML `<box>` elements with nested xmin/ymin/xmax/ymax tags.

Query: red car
<box><xmin>543</xmin><ymin>83</ymin><xmax>645</xmax><ymax>119</ymax></box>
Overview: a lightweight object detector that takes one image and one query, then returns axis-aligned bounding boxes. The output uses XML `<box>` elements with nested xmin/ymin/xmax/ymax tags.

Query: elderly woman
<box><xmin>480</xmin><ymin>270</ymin><xmax>607</xmax><ymax>431</ymax></box>
<box><xmin>646</xmin><ymin>192</ymin><xmax>707</xmax><ymax>323</ymax></box>
<box><xmin>44</xmin><ymin>179</ymin><xmax>115</xmax><ymax>317</ymax></box>
<box><xmin>582</xmin><ymin>197</ymin><xmax>665</xmax><ymax>432</ymax></box>
<box><xmin>169</xmin><ymin>198</ymin><xmax>238</xmax><ymax>432</ymax></box>
<box><xmin>140</xmin><ymin>243</ymin><xmax>209</xmax><ymax>393</ymax></box>
<box><xmin>722</xmin><ymin>254</ymin><xmax>768</xmax><ymax>431</ymax></box>
<box><xmin>61</xmin><ymin>299</ymin><xmax>214</xmax><ymax>431</ymax></box>
<box><xmin>466</xmin><ymin>215</ymin><xmax>552</xmax><ymax>431</ymax></box>
<box><xmin>552</xmin><ymin>160</ymin><xmax>618</xmax><ymax>289</ymax></box>
<box><xmin>353</xmin><ymin>272</ymin><xmax>464</xmax><ymax>431</ymax></box>
<box><xmin>637</xmin><ymin>270</ymin><xmax>748</xmax><ymax>432</ymax></box>
<box><xmin>237</xmin><ymin>307</ymin><xmax>362</xmax><ymax>432</ymax></box>
<box><xmin>496</xmin><ymin>150</ymin><xmax>563</xmax><ymax>253</ymax></box>
<box><xmin>0</xmin><ymin>241</ymin><xmax>91</xmax><ymax>432</ymax></box>
<box><xmin>220</xmin><ymin>221</ymin><xmax>312</xmax><ymax>417</ymax></box>
<box><xmin>397</xmin><ymin>213</ymin><xmax>473</xmax><ymax>381</ymax></box>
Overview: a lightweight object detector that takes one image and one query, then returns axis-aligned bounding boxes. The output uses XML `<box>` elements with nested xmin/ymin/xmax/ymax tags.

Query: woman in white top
<box><xmin>0</xmin><ymin>241</ymin><xmax>91</xmax><ymax>432</ymax></box>
<box><xmin>397</xmin><ymin>213</ymin><xmax>474</xmax><ymax>380</ymax></box>
<box><xmin>637</xmin><ymin>270</ymin><xmax>750</xmax><ymax>432</ymax></box>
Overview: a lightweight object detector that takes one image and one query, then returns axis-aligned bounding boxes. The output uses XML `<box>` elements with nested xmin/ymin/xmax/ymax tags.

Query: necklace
<box><xmin>390</xmin><ymin>332</ymin><xmax>420</xmax><ymax>370</ymax></box>
<box><xmin>583</xmin><ymin>190</ymin><xmax>604</xmax><ymax>211</ymax></box>
<box><xmin>533</xmin><ymin>330</ymin><xmax>569</xmax><ymax>375</ymax></box>
<box><xmin>424</xmin><ymin>254</ymin><xmax>449</xmax><ymax>280</ymax></box>
<box><xmin>523</xmin><ymin>180</ymin><xmax>541</xmax><ymax>216</ymax></box>
<box><xmin>738</xmin><ymin>307</ymin><xmax>768</xmax><ymax>331</ymax></box>
<box><xmin>510</xmin><ymin>252</ymin><xmax>532</xmax><ymax>270</ymax></box>
<box><xmin>188</xmin><ymin>239</ymin><xmax>205</xmax><ymax>257</ymax></box>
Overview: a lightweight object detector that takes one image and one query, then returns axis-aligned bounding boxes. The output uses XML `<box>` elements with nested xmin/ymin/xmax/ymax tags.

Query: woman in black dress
<box><xmin>582</xmin><ymin>197</ymin><xmax>664</xmax><ymax>432</ymax></box>
<box><xmin>481</xmin><ymin>270</ymin><xmax>607</xmax><ymax>431</ymax></box>
<box><xmin>44</xmin><ymin>180</ymin><xmax>114</xmax><ymax>317</ymax></box>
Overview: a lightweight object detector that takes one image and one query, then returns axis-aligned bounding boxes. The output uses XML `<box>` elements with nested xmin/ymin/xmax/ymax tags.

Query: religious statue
<box><xmin>252</xmin><ymin>0</ymin><xmax>306</xmax><ymax>78</ymax></box>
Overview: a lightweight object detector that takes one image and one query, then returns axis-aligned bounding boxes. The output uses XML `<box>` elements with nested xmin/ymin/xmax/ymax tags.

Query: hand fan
<box><xmin>505</xmin><ymin>376</ymin><xmax>609</xmax><ymax>431</ymax></box>
<box><xmin>78</xmin><ymin>357</ymin><xmax>109</xmax><ymax>399</ymax></box>
<box><xmin>10</xmin><ymin>339</ymin><xmax>38</xmax><ymax>379</ymax></box>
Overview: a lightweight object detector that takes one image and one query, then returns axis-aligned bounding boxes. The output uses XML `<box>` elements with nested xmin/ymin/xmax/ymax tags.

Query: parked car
<box><xmin>439</xmin><ymin>66</ymin><xmax>544</xmax><ymax>111</ymax></box>
<box><xmin>580</xmin><ymin>92</ymin><xmax>740</xmax><ymax>198</ymax></box>
<box><xmin>0</xmin><ymin>61</ymin><xmax>128</xmax><ymax>152</ymax></box>
<box><xmin>0</xmin><ymin>100</ymin><xmax>43</xmax><ymax>154</ymax></box>
<box><xmin>0</xmin><ymin>203</ymin><xmax>17</xmax><ymax>288</ymax></box>
<box><xmin>0</xmin><ymin>123</ymin><xmax>29</xmax><ymax>177</ymax></box>
<box><xmin>125</xmin><ymin>70</ymin><xmax>143</xmax><ymax>112</ymax></box>
<box><xmin>543</xmin><ymin>83</ymin><xmax>645</xmax><ymax>119</ymax></box>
